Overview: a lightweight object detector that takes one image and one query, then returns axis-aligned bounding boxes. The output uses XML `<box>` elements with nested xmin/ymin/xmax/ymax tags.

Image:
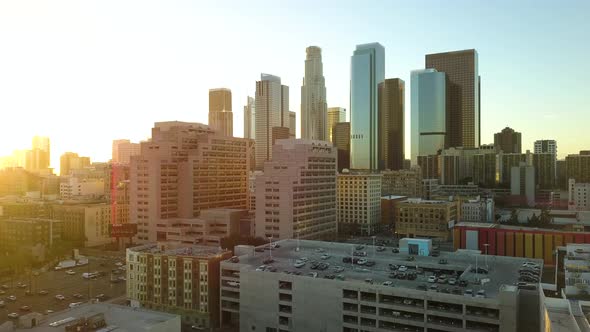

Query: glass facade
<box><xmin>350</xmin><ymin>43</ymin><xmax>385</xmax><ymax>170</ymax></box>
<box><xmin>411</xmin><ymin>69</ymin><xmax>447</xmax><ymax>164</ymax></box>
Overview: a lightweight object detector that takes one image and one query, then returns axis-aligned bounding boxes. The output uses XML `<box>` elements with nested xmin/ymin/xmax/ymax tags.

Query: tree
<box><xmin>539</xmin><ymin>206</ymin><xmax>553</xmax><ymax>227</ymax></box>
<box><xmin>508</xmin><ymin>209</ymin><xmax>519</xmax><ymax>224</ymax></box>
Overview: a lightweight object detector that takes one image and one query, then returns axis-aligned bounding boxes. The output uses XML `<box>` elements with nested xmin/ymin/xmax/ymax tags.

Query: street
<box><xmin>0</xmin><ymin>255</ymin><xmax>126</xmax><ymax>324</ymax></box>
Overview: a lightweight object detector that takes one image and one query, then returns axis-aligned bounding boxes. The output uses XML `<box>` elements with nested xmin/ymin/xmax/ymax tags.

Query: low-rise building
<box><xmin>381</xmin><ymin>195</ymin><xmax>407</xmax><ymax>233</ymax></box>
<box><xmin>461</xmin><ymin>196</ymin><xmax>495</xmax><ymax>222</ymax></box>
<box><xmin>337</xmin><ymin>170</ymin><xmax>382</xmax><ymax>236</ymax></box>
<box><xmin>0</xmin><ymin>218</ymin><xmax>63</xmax><ymax>260</ymax></box>
<box><xmin>59</xmin><ymin>177</ymin><xmax>105</xmax><ymax>200</ymax></box>
<box><xmin>50</xmin><ymin>202</ymin><xmax>111</xmax><ymax>247</ymax></box>
<box><xmin>126</xmin><ymin>242</ymin><xmax>232</xmax><ymax>328</ymax></box>
<box><xmin>220</xmin><ymin>239</ymin><xmax>543</xmax><ymax>332</ymax></box>
<box><xmin>394</xmin><ymin>198</ymin><xmax>458</xmax><ymax>240</ymax></box>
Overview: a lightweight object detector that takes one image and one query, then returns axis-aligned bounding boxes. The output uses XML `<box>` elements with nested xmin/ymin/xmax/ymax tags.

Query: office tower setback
<box><xmin>255</xmin><ymin>139</ymin><xmax>337</xmax><ymax>240</ymax></box>
<box><xmin>208</xmin><ymin>88</ymin><xmax>233</xmax><ymax>136</ymax></box>
<box><xmin>254</xmin><ymin>74</ymin><xmax>289</xmax><ymax>169</ymax></box>
<box><xmin>243</xmin><ymin>96</ymin><xmax>255</xmax><ymax>139</ymax></box>
<box><xmin>337</xmin><ymin>171</ymin><xmax>382</xmax><ymax>235</ymax></box>
<box><xmin>378</xmin><ymin>78</ymin><xmax>405</xmax><ymax>170</ymax></box>
<box><xmin>494</xmin><ymin>127</ymin><xmax>522</xmax><ymax>153</ymax></box>
<box><xmin>350</xmin><ymin>43</ymin><xmax>385</xmax><ymax>170</ymax></box>
<box><xmin>288</xmin><ymin>111</ymin><xmax>296</xmax><ymax>138</ymax></box>
<box><xmin>410</xmin><ymin>69</ymin><xmax>448</xmax><ymax>165</ymax></box>
<box><xmin>301</xmin><ymin>46</ymin><xmax>327</xmax><ymax>141</ymax></box>
<box><xmin>426</xmin><ymin>49</ymin><xmax>480</xmax><ymax>148</ymax></box>
<box><xmin>332</xmin><ymin>122</ymin><xmax>351</xmax><ymax>172</ymax></box>
<box><xmin>112</xmin><ymin>139</ymin><xmax>141</xmax><ymax>164</ymax></box>
<box><xmin>327</xmin><ymin>107</ymin><xmax>346</xmax><ymax>142</ymax></box>
<box><xmin>130</xmin><ymin>121</ymin><xmax>251</xmax><ymax>243</ymax></box>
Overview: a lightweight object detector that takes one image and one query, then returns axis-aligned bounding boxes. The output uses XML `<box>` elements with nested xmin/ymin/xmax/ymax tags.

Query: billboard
<box><xmin>109</xmin><ymin>223</ymin><xmax>138</xmax><ymax>237</ymax></box>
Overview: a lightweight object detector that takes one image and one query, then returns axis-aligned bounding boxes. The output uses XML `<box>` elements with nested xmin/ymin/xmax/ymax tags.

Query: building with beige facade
<box><xmin>327</xmin><ymin>107</ymin><xmax>346</xmax><ymax>143</ymax></box>
<box><xmin>130</xmin><ymin>121</ymin><xmax>251</xmax><ymax>244</ymax></box>
<box><xmin>126</xmin><ymin>242</ymin><xmax>232</xmax><ymax>329</ymax></box>
<box><xmin>255</xmin><ymin>139</ymin><xmax>337</xmax><ymax>240</ymax></box>
<box><xmin>209</xmin><ymin>88</ymin><xmax>233</xmax><ymax>137</ymax></box>
<box><xmin>50</xmin><ymin>202</ymin><xmax>111</xmax><ymax>247</ymax></box>
<box><xmin>337</xmin><ymin>170</ymin><xmax>382</xmax><ymax>235</ymax></box>
<box><xmin>394</xmin><ymin>198</ymin><xmax>458</xmax><ymax>240</ymax></box>
<box><xmin>59</xmin><ymin>177</ymin><xmax>105</xmax><ymax>200</ymax></box>
<box><xmin>381</xmin><ymin>166</ymin><xmax>423</xmax><ymax>198</ymax></box>
<box><xmin>112</xmin><ymin>139</ymin><xmax>141</xmax><ymax>164</ymax></box>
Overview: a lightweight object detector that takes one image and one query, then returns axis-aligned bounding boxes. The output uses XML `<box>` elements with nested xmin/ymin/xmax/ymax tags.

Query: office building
<box><xmin>59</xmin><ymin>152</ymin><xmax>90</xmax><ymax>176</ymax></box>
<box><xmin>59</xmin><ymin>177</ymin><xmax>104</xmax><ymax>200</ymax></box>
<box><xmin>410</xmin><ymin>69</ymin><xmax>448</xmax><ymax>165</ymax></box>
<box><xmin>534</xmin><ymin>139</ymin><xmax>557</xmax><ymax>155</ymax></box>
<box><xmin>556</xmin><ymin>159</ymin><xmax>567</xmax><ymax>189</ymax></box>
<box><xmin>569</xmin><ymin>179</ymin><xmax>590</xmax><ymax>211</ymax></box>
<box><xmin>381</xmin><ymin>166</ymin><xmax>423</xmax><ymax>198</ymax></box>
<box><xmin>254</xmin><ymin>74</ymin><xmax>289</xmax><ymax>169</ymax></box>
<box><xmin>301</xmin><ymin>46</ymin><xmax>327</xmax><ymax>141</ymax></box>
<box><xmin>378</xmin><ymin>78</ymin><xmax>405</xmax><ymax>170</ymax></box>
<box><xmin>511</xmin><ymin>162</ymin><xmax>536</xmax><ymax>206</ymax></box>
<box><xmin>112</xmin><ymin>139</ymin><xmax>141</xmax><ymax>164</ymax></box>
<box><xmin>126</xmin><ymin>243</ymin><xmax>232</xmax><ymax>328</ymax></box>
<box><xmin>0</xmin><ymin>218</ymin><xmax>62</xmax><ymax>259</ymax></box>
<box><xmin>220</xmin><ymin>239</ymin><xmax>539</xmax><ymax>332</ymax></box>
<box><xmin>461</xmin><ymin>196</ymin><xmax>494</xmax><ymax>222</ymax></box>
<box><xmin>426</xmin><ymin>49</ymin><xmax>480</xmax><ymax>149</ymax></box>
<box><xmin>473</xmin><ymin>148</ymin><xmax>497</xmax><ymax>188</ymax></box>
<box><xmin>494</xmin><ymin>127</ymin><xmax>521</xmax><ymax>154</ymax></box>
<box><xmin>381</xmin><ymin>195</ymin><xmax>407</xmax><ymax>232</ymax></box>
<box><xmin>327</xmin><ymin>107</ymin><xmax>346</xmax><ymax>142</ymax></box>
<box><xmin>395</xmin><ymin>198</ymin><xmax>458</xmax><ymax>240</ymax></box>
<box><xmin>288</xmin><ymin>111</ymin><xmax>296</xmax><ymax>138</ymax></box>
<box><xmin>417</xmin><ymin>154</ymin><xmax>439</xmax><ymax>180</ymax></box>
<box><xmin>130</xmin><ymin>121</ymin><xmax>251</xmax><ymax>243</ymax></box>
<box><xmin>50</xmin><ymin>202</ymin><xmax>111</xmax><ymax>247</ymax></box>
<box><xmin>24</xmin><ymin>136</ymin><xmax>51</xmax><ymax>173</ymax></box>
<box><xmin>243</xmin><ymin>96</ymin><xmax>255</xmax><ymax>140</ymax></box>
<box><xmin>337</xmin><ymin>170</ymin><xmax>382</xmax><ymax>235</ymax></box>
<box><xmin>498</xmin><ymin>152</ymin><xmax>526</xmax><ymax>186</ymax></box>
<box><xmin>208</xmin><ymin>88</ymin><xmax>233</xmax><ymax>136</ymax></box>
<box><xmin>566</xmin><ymin>151</ymin><xmax>590</xmax><ymax>183</ymax></box>
<box><xmin>350</xmin><ymin>43</ymin><xmax>385</xmax><ymax>170</ymax></box>
<box><xmin>333</xmin><ymin>122</ymin><xmax>351</xmax><ymax>172</ymax></box>
<box><xmin>422</xmin><ymin>178</ymin><xmax>440</xmax><ymax>200</ymax></box>
<box><xmin>533</xmin><ymin>153</ymin><xmax>556</xmax><ymax>189</ymax></box>
<box><xmin>255</xmin><ymin>139</ymin><xmax>337</xmax><ymax>240</ymax></box>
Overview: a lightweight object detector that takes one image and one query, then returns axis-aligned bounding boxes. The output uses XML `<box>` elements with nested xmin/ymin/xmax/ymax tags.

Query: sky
<box><xmin>0</xmin><ymin>0</ymin><xmax>589</xmax><ymax>172</ymax></box>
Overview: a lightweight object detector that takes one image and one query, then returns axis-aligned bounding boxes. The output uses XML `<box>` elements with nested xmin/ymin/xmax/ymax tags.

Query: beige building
<box><xmin>381</xmin><ymin>166</ymin><xmax>423</xmax><ymax>198</ymax></box>
<box><xmin>209</xmin><ymin>88</ymin><xmax>233</xmax><ymax>137</ymax></box>
<box><xmin>337</xmin><ymin>170</ymin><xmax>382</xmax><ymax>235</ymax></box>
<box><xmin>288</xmin><ymin>111</ymin><xmax>296</xmax><ymax>138</ymax></box>
<box><xmin>130</xmin><ymin>121</ymin><xmax>251</xmax><ymax>244</ymax></box>
<box><xmin>126</xmin><ymin>243</ymin><xmax>232</xmax><ymax>329</ymax></box>
<box><xmin>243</xmin><ymin>96</ymin><xmax>255</xmax><ymax>140</ymax></box>
<box><xmin>50</xmin><ymin>202</ymin><xmax>111</xmax><ymax>247</ymax></box>
<box><xmin>327</xmin><ymin>107</ymin><xmax>346</xmax><ymax>143</ymax></box>
<box><xmin>566</xmin><ymin>151</ymin><xmax>590</xmax><ymax>183</ymax></box>
<box><xmin>394</xmin><ymin>198</ymin><xmax>458</xmax><ymax>240</ymax></box>
<box><xmin>568</xmin><ymin>179</ymin><xmax>590</xmax><ymax>211</ymax></box>
<box><xmin>59</xmin><ymin>177</ymin><xmax>105</xmax><ymax>200</ymax></box>
<box><xmin>59</xmin><ymin>152</ymin><xmax>90</xmax><ymax>176</ymax></box>
<box><xmin>255</xmin><ymin>139</ymin><xmax>337</xmax><ymax>240</ymax></box>
<box><xmin>112</xmin><ymin>139</ymin><xmax>141</xmax><ymax>164</ymax></box>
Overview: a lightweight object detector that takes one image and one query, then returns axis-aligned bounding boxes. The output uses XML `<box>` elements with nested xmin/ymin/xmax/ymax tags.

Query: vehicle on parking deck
<box><xmin>364</xmin><ymin>261</ymin><xmax>375</xmax><ymax>267</ymax></box>
<box><xmin>376</xmin><ymin>246</ymin><xmax>386</xmax><ymax>252</ymax></box>
<box><xmin>427</xmin><ymin>276</ymin><xmax>437</xmax><ymax>283</ymax></box>
<box><xmin>356</xmin><ymin>258</ymin><xmax>368</xmax><ymax>265</ymax></box>
<box><xmin>55</xmin><ymin>294</ymin><xmax>65</xmax><ymax>300</ymax></box>
<box><xmin>0</xmin><ymin>300</ymin><xmax>4</xmax><ymax>308</ymax></box>
<box><xmin>19</xmin><ymin>306</ymin><xmax>31</xmax><ymax>311</ymax></box>
<box><xmin>398</xmin><ymin>265</ymin><xmax>408</xmax><ymax>272</ymax></box>
<box><xmin>8</xmin><ymin>313</ymin><xmax>19</xmax><ymax>319</ymax></box>
<box><xmin>320</xmin><ymin>254</ymin><xmax>330</xmax><ymax>260</ymax></box>
<box><xmin>65</xmin><ymin>270</ymin><xmax>76</xmax><ymax>275</ymax></box>
<box><xmin>382</xmin><ymin>281</ymin><xmax>393</xmax><ymax>286</ymax></box>
<box><xmin>294</xmin><ymin>260</ymin><xmax>305</xmax><ymax>268</ymax></box>
<box><xmin>1</xmin><ymin>285</ymin><xmax>9</xmax><ymax>290</ymax></box>
<box><xmin>69</xmin><ymin>302</ymin><xmax>83</xmax><ymax>308</ymax></box>
<box><xmin>38</xmin><ymin>290</ymin><xmax>49</xmax><ymax>295</ymax></box>
<box><xmin>333</xmin><ymin>266</ymin><xmax>344</xmax><ymax>273</ymax></box>
<box><xmin>7</xmin><ymin>295</ymin><xmax>16</xmax><ymax>301</ymax></box>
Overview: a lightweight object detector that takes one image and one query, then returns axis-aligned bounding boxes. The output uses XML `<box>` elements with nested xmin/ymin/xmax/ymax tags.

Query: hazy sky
<box><xmin>0</xmin><ymin>0</ymin><xmax>588</xmax><ymax>171</ymax></box>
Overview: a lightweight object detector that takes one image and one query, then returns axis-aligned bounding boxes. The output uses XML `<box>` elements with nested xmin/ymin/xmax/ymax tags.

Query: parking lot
<box><xmin>0</xmin><ymin>256</ymin><xmax>126</xmax><ymax>324</ymax></box>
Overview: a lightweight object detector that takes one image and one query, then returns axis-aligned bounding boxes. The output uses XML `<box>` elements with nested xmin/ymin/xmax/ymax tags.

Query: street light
<box><xmin>483</xmin><ymin>244</ymin><xmax>490</xmax><ymax>269</ymax></box>
<box><xmin>268</xmin><ymin>237</ymin><xmax>273</xmax><ymax>260</ymax></box>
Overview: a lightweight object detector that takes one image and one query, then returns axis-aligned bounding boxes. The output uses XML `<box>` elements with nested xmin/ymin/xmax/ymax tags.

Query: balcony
<box><xmin>279</xmin><ymin>304</ymin><xmax>292</xmax><ymax>315</ymax></box>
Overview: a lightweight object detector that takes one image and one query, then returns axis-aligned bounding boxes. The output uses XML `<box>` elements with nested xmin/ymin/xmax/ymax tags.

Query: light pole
<box><xmin>296</xmin><ymin>230</ymin><xmax>300</xmax><ymax>252</ymax></box>
<box><xmin>483</xmin><ymin>244</ymin><xmax>489</xmax><ymax>269</ymax></box>
<box><xmin>372</xmin><ymin>236</ymin><xmax>376</xmax><ymax>260</ymax></box>
<box><xmin>268</xmin><ymin>237</ymin><xmax>273</xmax><ymax>260</ymax></box>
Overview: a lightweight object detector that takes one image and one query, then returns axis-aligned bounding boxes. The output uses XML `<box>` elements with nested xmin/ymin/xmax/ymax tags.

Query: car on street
<box><xmin>66</xmin><ymin>270</ymin><xmax>76</xmax><ymax>275</ymax></box>
<box><xmin>95</xmin><ymin>294</ymin><xmax>106</xmax><ymax>301</ymax></box>
<box><xmin>382</xmin><ymin>281</ymin><xmax>393</xmax><ymax>286</ymax></box>
<box><xmin>16</xmin><ymin>283</ymin><xmax>27</xmax><ymax>289</ymax></box>
<box><xmin>55</xmin><ymin>294</ymin><xmax>66</xmax><ymax>300</ymax></box>
<box><xmin>428</xmin><ymin>276</ymin><xmax>437</xmax><ymax>283</ymax></box>
<box><xmin>69</xmin><ymin>302</ymin><xmax>83</xmax><ymax>308</ymax></box>
<box><xmin>20</xmin><ymin>305</ymin><xmax>31</xmax><ymax>311</ymax></box>
<box><xmin>392</xmin><ymin>248</ymin><xmax>399</xmax><ymax>253</ymax></box>
<box><xmin>320</xmin><ymin>254</ymin><xmax>330</xmax><ymax>260</ymax></box>
<box><xmin>45</xmin><ymin>310</ymin><xmax>54</xmax><ymax>315</ymax></box>
<box><xmin>398</xmin><ymin>265</ymin><xmax>408</xmax><ymax>272</ymax></box>
<box><xmin>115</xmin><ymin>262</ymin><xmax>123</xmax><ymax>267</ymax></box>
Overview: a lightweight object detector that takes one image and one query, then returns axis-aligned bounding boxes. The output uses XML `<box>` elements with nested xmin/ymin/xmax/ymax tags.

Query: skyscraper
<box><xmin>410</xmin><ymin>69</ymin><xmax>447</xmax><ymax>165</ymax></box>
<box><xmin>378</xmin><ymin>78</ymin><xmax>405</xmax><ymax>170</ymax></box>
<box><xmin>534</xmin><ymin>139</ymin><xmax>557</xmax><ymax>155</ymax></box>
<box><xmin>301</xmin><ymin>46</ymin><xmax>327</xmax><ymax>141</ymax></box>
<box><xmin>333</xmin><ymin>122</ymin><xmax>351</xmax><ymax>172</ymax></box>
<box><xmin>254</xmin><ymin>74</ymin><xmax>289</xmax><ymax>169</ymax></box>
<box><xmin>27</xmin><ymin>135</ymin><xmax>50</xmax><ymax>171</ymax></box>
<box><xmin>327</xmin><ymin>107</ymin><xmax>346</xmax><ymax>142</ymax></box>
<box><xmin>350</xmin><ymin>43</ymin><xmax>385</xmax><ymax>170</ymax></box>
<box><xmin>494</xmin><ymin>127</ymin><xmax>522</xmax><ymax>153</ymax></box>
<box><xmin>60</xmin><ymin>152</ymin><xmax>90</xmax><ymax>176</ymax></box>
<box><xmin>208</xmin><ymin>88</ymin><xmax>233</xmax><ymax>136</ymax></box>
<box><xmin>243</xmin><ymin>96</ymin><xmax>255</xmax><ymax>139</ymax></box>
<box><xmin>288</xmin><ymin>111</ymin><xmax>296</xmax><ymax>138</ymax></box>
<box><xmin>426</xmin><ymin>49</ymin><xmax>480</xmax><ymax>149</ymax></box>
<box><xmin>112</xmin><ymin>139</ymin><xmax>140</xmax><ymax>164</ymax></box>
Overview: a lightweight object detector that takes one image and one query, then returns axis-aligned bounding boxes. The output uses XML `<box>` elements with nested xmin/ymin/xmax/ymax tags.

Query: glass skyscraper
<box><xmin>411</xmin><ymin>69</ymin><xmax>447</xmax><ymax>165</ymax></box>
<box><xmin>350</xmin><ymin>43</ymin><xmax>385</xmax><ymax>170</ymax></box>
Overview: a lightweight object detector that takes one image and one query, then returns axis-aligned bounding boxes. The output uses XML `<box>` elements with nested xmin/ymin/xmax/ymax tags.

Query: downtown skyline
<box><xmin>0</xmin><ymin>1</ymin><xmax>589</xmax><ymax>171</ymax></box>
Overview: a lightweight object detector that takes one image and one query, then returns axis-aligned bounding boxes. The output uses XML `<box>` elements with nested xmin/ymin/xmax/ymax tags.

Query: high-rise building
<box><xmin>410</xmin><ymin>69</ymin><xmax>448</xmax><ymax>165</ymax></box>
<box><xmin>208</xmin><ymin>88</ymin><xmax>233</xmax><ymax>136</ymax></box>
<box><xmin>31</xmin><ymin>136</ymin><xmax>50</xmax><ymax>169</ymax></box>
<box><xmin>288</xmin><ymin>111</ymin><xmax>296</xmax><ymax>138</ymax></box>
<box><xmin>417</xmin><ymin>154</ymin><xmax>440</xmax><ymax>180</ymax></box>
<box><xmin>533</xmin><ymin>153</ymin><xmax>556</xmax><ymax>189</ymax></box>
<box><xmin>112</xmin><ymin>139</ymin><xmax>141</xmax><ymax>164</ymax></box>
<box><xmin>130</xmin><ymin>121</ymin><xmax>251</xmax><ymax>243</ymax></box>
<box><xmin>381</xmin><ymin>166</ymin><xmax>423</xmax><ymax>198</ymax></box>
<box><xmin>534</xmin><ymin>139</ymin><xmax>557</xmax><ymax>155</ymax></box>
<box><xmin>327</xmin><ymin>107</ymin><xmax>346</xmax><ymax>143</ymax></box>
<box><xmin>332</xmin><ymin>122</ymin><xmax>351</xmax><ymax>172</ymax></box>
<box><xmin>511</xmin><ymin>162</ymin><xmax>536</xmax><ymax>206</ymax></box>
<box><xmin>300</xmin><ymin>46</ymin><xmax>327</xmax><ymax>141</ymax></box>
<box><xmin>60</xmin><ymin>152</ymin><xmax>91</xmax><ymax>176</ymax></box>
<box><xmin>426</xmin><ymin>49</ymin><xmax>480</xmax><ymax>149</ymax></box>
<box><xmin>473</xmin><ymin>151</ymin><xmax>497</xmax><ymax>188</ymax></box>
<box><xmin>254</xmin><ymin>74</ymin><xmax>289</xmax><ymax>169</ymax></box>
<box><xmin>243</xmin><ymin>96</ymin><xmax>255</xmax><ymax>140</ymax></box>
<box><xmin>337</xmin><ymin>170</ymin><xmax>382</xmax><ymax>235</ymax></box>
<box><xmin>566</xmin><ymin>151</ymin><xmax>590</xmax><ymax>183</ymax></box>
<box><xmin>378</xmin><ymin>78</ymin><xmax>405</xmax><ymax>170</ymax></box>
<box><xmin>255</xmin><ymin>139</ymin><xmax>337</xmax><ymax>240</ymax></box>
<box><xmin>497</xmin><ymin>152</ymin><xmax>526</xmax><ymax>186</ymax></box>
<box><xmin>350</xmin><ymin>43</ymin><xmax>385</xmax><ymax>170</ymax></box>
<box><xmin>494</xmin><ymin>127</ymin><xmax>522</xmax><ymax>154</ymax></box>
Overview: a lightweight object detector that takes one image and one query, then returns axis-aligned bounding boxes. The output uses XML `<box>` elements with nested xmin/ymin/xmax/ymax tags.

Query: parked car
<box><xmin>73</xmin><ymin>293</ymin><xmax>83</xmax><ymax>299</ymax></box>
<box><xmin>19</xmin><ymin>306</ymin><xmax>31</xmax><ymax>311</ymax></box>
<box><xmin>376</xmin><ymin>246</ymin><xmax>386</xmax><ymax>252</ymax></box>
<box><xmin>356</xmin><ymin>258</ymin><xmax>368</xmax><ymax>265</ymax></box>
<box><xmin>7</xmin><ymin>313</ymin><xmax>19</xmax><ymax>319</ymax></box>
<box><xmin>320</xmin><ymin>254</ymin><xmax>330</xmax><ymax>260</ymax></box>
<box><xmin>69</xmin><ymin>302</ymin><xmax>83</xmax><ymax>308</ymax></box>
<box><xmin>392</xmin><ymin>248</ymin><xmax>400</xmax><ymax>253</ymax></box>
<box><xmin>0</xmin><ymin>300</ymin><xmax>4</xmax><ymax>308</ymax></box>
<box><xmin>55</xmin><ymin>294</ymin><xmax>65</xmax><ymax>300</ymax></box>
<box><xmin>65</xmin><ymin>270</ymin><xmax>76</xmax><ymax>275</ymax></box>
<box><xmin>382</xmin><ymin>281</ymin><xmax>393</xmax><ymax>286</ymax></box>
<box><xmin>431</xmin><ymin>250</ymin><xmax>440</xmax><ymax>257</ymax></box>
<box><xmin>398</xmin><ymin>265</ymin><xmax>408</xmax><ymax>272</ymax></box>
<box><xmin>307</xmin><ymin>272</ymin><xmax>318</xmax><ymax>278</ymax></box>
<box><xmin>38</xmin><ymin>290</ymin><xmax>49</xmax><ymax>295</ymax></box>
<box><xmin>254</xmin><ymin>247</ymin><xmax>264</xmax><ymax>252</ymax></box>
<box><xmin>364</xmin><ymin>261</ymin><xmax>375</xmax><ymax>267</ymax></box>
<box><xmin>476</xmin><ymin>290</ymin><xmax>486</xmax><ymax>298</ymax></box>
<box><xmin>7</xmin><ymin>295</ymin><xmax>16</xmax><ymax>301</ymax></box>
<box><xmin>333</xmin><ymin>266</ymin><xmax>344</xmax><ymax>273</ymax></box>
<box><xmin>464</xmin><ymin>289</ymin><xmax>473</xmax><ymax>297</ymax></box>
<box><xmin>294</xmin><ymin>260</ymin><xmax>305</xmax><ymax>268</ymax></box>
<box><xmin>427</xmin><ymin>276</ymin><xmax>437</xmax><ymax>283</ymax></box>
<box><xmin>448</xmin><ymin>278</ymin><xmax>457</xmax><ymax>285</ymax></box>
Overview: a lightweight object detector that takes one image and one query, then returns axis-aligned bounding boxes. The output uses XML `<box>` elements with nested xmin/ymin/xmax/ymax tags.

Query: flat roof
<box><xmin>128</xmin><ymin>243</ymin><xmax>229</xmax><ymax>258</ymax></box>
<box><xmin>456</xmin><ymin>222</ymin><xmax>590</xmax><ymax>234</ymax></box>
<box><xmin>228</xmin><ymin>239</ymin><xmax>542</xmax><ymax>299</ymax></box>
<box><xmin>22</xmin><ymin>302</ymin><xmax>178</xmax><ymax>332</ymax></box>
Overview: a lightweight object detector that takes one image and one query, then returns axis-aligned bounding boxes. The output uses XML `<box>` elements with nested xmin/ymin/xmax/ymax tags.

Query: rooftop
<box><xmin>228</xmin><ymin>239</ymin><xmax>542</xmax><ymax>299</ymax></box>
<box><xmin>128</xmin><ymin>243</ymin><xmax>229</xmax><ymax>258</ymax></box>
<box><xmin>20</xmin><ymin>302</ymin><xmax>179</xmax><ymax>332</ymax></box>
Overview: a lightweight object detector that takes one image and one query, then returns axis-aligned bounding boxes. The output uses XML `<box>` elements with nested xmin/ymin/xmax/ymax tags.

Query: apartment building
<box><xmin>394</xmin><ymin>198</ymin><xmax>458</xmax><ymax>240</ymax></box>
<box><xmin>337</xmin><ymin>171</ymin><xmax>382</xmax><ymax>236</ymax></box>
<box><xmin>50</xmin><ymin>202</ymin><xmax>111</xmax><ymax>247</ymax></box>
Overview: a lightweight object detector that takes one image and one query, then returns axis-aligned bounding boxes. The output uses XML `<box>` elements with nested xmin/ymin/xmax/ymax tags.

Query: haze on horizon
<box><xmin>0</xmin><ymin>0</ymin><xmax>588</xmax><ymax>171</ymax></box>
